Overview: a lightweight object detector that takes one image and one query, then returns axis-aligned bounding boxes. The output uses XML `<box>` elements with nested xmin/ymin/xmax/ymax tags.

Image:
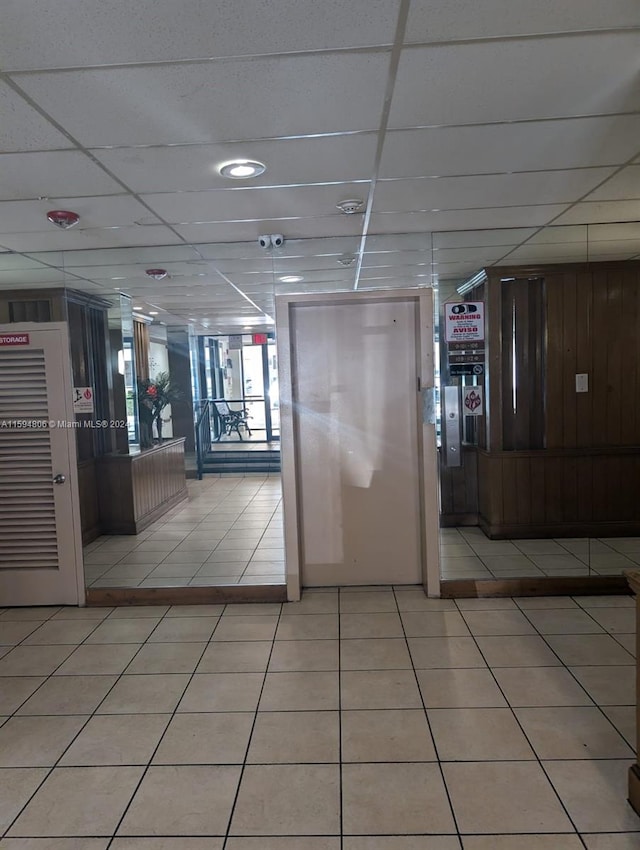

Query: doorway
<box><xmin>277</xmin><ymin>289</ymin><xmax>439</xmax><ymax>596</ymax></box>
<box><xmin>0</xmin><ymin>322</ymin><xmax>84</xmax><ymax>606</ymax></box>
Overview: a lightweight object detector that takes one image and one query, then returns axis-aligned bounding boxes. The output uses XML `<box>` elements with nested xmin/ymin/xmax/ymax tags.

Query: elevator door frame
<box><xmin>276</xmin><ymin>288</ymin><xmax>440</xmax><ymax>601</ymax></box>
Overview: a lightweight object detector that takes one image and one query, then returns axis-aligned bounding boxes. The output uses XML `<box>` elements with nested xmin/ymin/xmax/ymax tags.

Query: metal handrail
<box><xmin>194</xmin><ymin>399</ymin><xmax>213</xmax><ymax>480</ymax></box>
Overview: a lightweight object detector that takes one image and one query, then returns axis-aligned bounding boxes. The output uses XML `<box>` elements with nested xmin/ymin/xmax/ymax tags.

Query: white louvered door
<box><xmin>0</xmin><ymin>323</ymin><xmax>84</xmax><ymax>606</ymax></box>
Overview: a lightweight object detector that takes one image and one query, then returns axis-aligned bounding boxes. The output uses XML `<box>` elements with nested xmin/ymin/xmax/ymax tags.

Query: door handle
<box><xmin>53</xmin><ymin>474</ymin><xmax>66</xmax><ymax>484</ymax></box>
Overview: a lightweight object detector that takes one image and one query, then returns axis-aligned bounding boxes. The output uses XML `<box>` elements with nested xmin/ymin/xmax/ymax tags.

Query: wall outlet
<box><xmin>575</xmin><ymin>373</ymin><xmax>589</xmax><ymax>393</ymax></box>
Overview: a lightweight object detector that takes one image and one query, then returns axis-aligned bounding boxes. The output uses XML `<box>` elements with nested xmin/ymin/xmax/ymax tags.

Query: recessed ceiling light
<box><xmin>243</xmin><ymin>325</ymin><xmax>253</xmax><ymax>330</ymax></box>
<box><xmin>149</xmin><ymin>311</ymin><xmax>159</xmax><ymax>315</ymax></box>
<box><xmin>133</xmin><ymin>306</ymin><xmax>143</xmax><ymax>311</ymax></box>
<box><xmin>336</xmin><ymin>199</ymin><xmax>365</xmax><ymax>215</ymax></box>
<box><xmin>218</xmin><ymin>159</ymin><xmax>266</xmax><ymax>179</ymax></box>
<box><xmin>279</xmin><ymin>275</ymin><xmax>303</xmax><ymax>283</ymax></box>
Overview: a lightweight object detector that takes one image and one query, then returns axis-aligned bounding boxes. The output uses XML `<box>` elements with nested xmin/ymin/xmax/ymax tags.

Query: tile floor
<box><xmin>441</xmin><ymin>527</ymin><xmax>640</xmax><ymax>581</ymax></box>
<box><xmin>0</xmin><ymin>590</ymin><xmax>637</xmax><ymax>847</ymax></box>
<box><xmin>84</xmin><ymin>475</ymin><xmax>284</xmax><ymax>589</ymax></box>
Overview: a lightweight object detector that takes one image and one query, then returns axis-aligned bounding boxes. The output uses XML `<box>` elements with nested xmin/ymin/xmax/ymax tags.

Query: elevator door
<box><xmin>283</xmin><ymin>292</ymin><xmax>437</xmax><ymax>588</ymax></box>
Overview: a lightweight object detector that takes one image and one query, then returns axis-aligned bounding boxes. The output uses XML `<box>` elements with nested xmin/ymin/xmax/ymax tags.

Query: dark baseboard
<box><xmin>441</xmin><ymin>575</ymin><xmax>629</xmax><ymax>598</ymax></box>
<box><xmin>479</xmin><ymin>518</ymin><xmax>640</xmax><ymax>540</ymax></box>
<box><xmin>86</xmin><ymin>583</ymin><xmax>287</xmax><ymax>606</ymax></box>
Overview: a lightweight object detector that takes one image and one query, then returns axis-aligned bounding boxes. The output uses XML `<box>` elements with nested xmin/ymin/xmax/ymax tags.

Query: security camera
<box><xmin>271</xmin><ymin>234</ymin><xmax>284</xmax><ymax>248</ymax></box>
<box><xmin>258</xmin><ymin>235</ymin><xmax>271</xmax><ymax>249</ymax></box>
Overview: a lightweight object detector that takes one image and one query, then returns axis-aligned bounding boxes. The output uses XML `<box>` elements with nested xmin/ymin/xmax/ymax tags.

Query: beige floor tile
<box><xmin>206</xmin><ymin>549</ymin><xmax>255</xmax><ymax>563</ymax></box>
<box><xmin>544</xmin><ymin>759</ymin><xmax>640</xmax><ymax>832</ymax></box>
<box><xmin>455</xmin><ymin>598</ymin><xmax>518</xmax><ymax>610</ymax></box>
<box><xmin>191</xmin><ymin>576</ymin><xmax>241</xmax><ymax>586</ymax></box>
<box><xmin>223</xmin><ymin>603</ymin><xmax>283</xmax><ymax>616</ymax></box>
<box><xmin>408</xmin><ymin>636</ymin><xmax>487</xmax><ymax>669</ymax></box>
<box><xmin>0</xmin><ymin>646</ymin><xmax>74</xmax><ymax>677</ymax></box>
<box><xmin>515</xmin><ymin>706</ymin><xmax>634</xmax><ymax>759</ymax></box>
<box><xmin>227</xmin><ymin>839</ymin><xmax>338</xmax><ymax>850</ymax></box>
<box><xmin>523</xmin><ymin>608</ymin><xmax>606</xmax><ymax>634</ymax></box>
<box><xmin>401</xmin><ymin>611</ymin><xmax>470</xmax><ymax>637</ymax></box>
<box><xmin>84</xmin><ymin>618</ymin><xmax>161</xmax><ymax>644</ymax></box>
<box><xmin>443</xmin><ymin>761</ymin><xmax>573</xmax><ymax>833</ymax></box>
<box><xmin>0</xmin><ymin>608</ymin><xmax>57</xmax><ymax>622</ymax></box>
<box><xmin>147</xmin><ymin>617</ymin><xmax>219</xmax><ymax>642</ymax></box>
<box><xmin>340</xmin><ymin>670</ymin><xmax>422</xmax><ymax>710</ymax></box>
<box><xmin>197</xmin><ymin>641</ymin><xmax>272</xmax><ymax>673</ymax></box>
<box><xmin>97</xmin><ymin>674</ymin><xmax>189</xmax><ymax>714</ymax></box>
<box><xmin>613</xmin><ymin>633</ymin><xmax>636</xmax><ymax>655</ymax></box>
<box><xmin>260</xmin><ymin>671</ymin><xmax>339</xmax><ymax>711</ymax></box>
<box><xmin>417</xmin><ymin>668</ymin><xmax>507</xmax><ymax>708</ymax></box>
<box><xmin>178</xmin><ymin>673</ymin><xmax>264</xmax><ymax>712</ymax></box>
<box><xmin>52</xmin><ymin>607</ymin><xmax>114</xmax><ymax>621</ymax></box>
<box><xmin>573</xmin><ymin>595</ymin><xmax>633</xmax><ymax>608</ymax></box>
<box><xmin>282</xmin><ymin>594</ymin><xmax>339</xmax><ymax>615</ymax></box>
<box><xmin>0</xmin><ymin>622</ymin><xmax>48</xmax><ymax>645</ymax></box>
<box><xmin>153</xmin><ymin>712</ymin><xmax>254</xmax><ymax>764</ymax></box>
<box><xmin>475</xmin><ymin>635</ymin><xmax>562</xmax><ymax>667</ymax></box>
<box><xmin>211</xmin><ymin>615</ymin><xmax>278</xmax><ymax>641</ymax></box>
<box><xmin>161</xmin><ymin>550</ymin><xmax>213</xmax><ymax>565</ymax></box>
<box><xmin>461</xmin><ymin>610</ymin><xmax>537</xmax><ymax>636</ymax></box>
<box><xmin>341</xmin><ymin>638</ymin><xmax>412</xmax><ymax>670</ymax></box>
<box><xmin>341</xmin><ymin>709</ymin><xmax>436</xmax><ymax>762</ymax></box>
<box><xmin>230</xmin><ymin>764</ymin><xmax>340</xmax><ymax>835</ymax></box>
<box><xmin>276</xmin><ymin>614</ymin><xmax>339</xmax><ymax>640</ymax></box>
<box><xmin>339</xmin><ymin>591</ymin><xmax>398</xmax><ymax>613</ymax></box>
<box><xmin>8</xmin><ymin>766</ymin><xmax>144</xmax><ymax>837</ymax></box>
<box><xmin>430</xmin><ymin>707</ymin><xmax>534</xmax><ymax>760</ymax></box>
<box><xmin>0</xmin><ymin>768</ymin><xmax>49</xmax><ymax>833</ymax></box>
<box><xmin>166</xmin><ymin>604</ymin><xmax>225</xmax><ymax>617</ymax></box>
<box><xmin>124</xmin><ymin>642</ymin><xmax>206</xmax><ymax>674</ymax></box>
<box><xmin>514</xmin><ymin>596</ymin><xmax>580</xmax><ymax>609</ymax></box>
<box><xmin>602</xmin><ymin>705</ymin><xmax>635</xmax><ymax>745</ymax></box>
<box><xmin>1</xmin><ymin>839</ymin><xmax>110</xmax><ymax>850</ymax></box>
<box><xmin>395</xmin><ymin>593</ymin><xmax>458</xmax><ymax>612</ymax></box>
<box><xmin>248</xmin><ymin>710</ymin><xmax>340</xmax><ymax>763</ymax></box>
<box><xmin>492</xmin><ymin>666</ymin><xmax>593</xmax><ymax>707</ymax></box>
<box><xmin>587</xmin><ymin>607</ymin><xmax>636</xmax><ymax>634</ymax></box>
<box><xmin>119</xmin><ymin>765</ymin><xmax>241</xmax><ymax>836</ymax></box>
<box><xmin>268</xmin><ymin>640</ymin><xmax>339</xmax><ymax>672</ymax></box>
<box><xmin>108</xmin><ymin>606</ymin><xmax>170</xmax><ymax>620</ymax></box>
<box><xmin>0</xmin><ymin>677</ymin><xmax>46</xmax><ymax>714</ymax></box>
<box><xmin>144</xmin><ymin>563</ymin><xmax>201</xmax><ymax>579</ymax></box>
<box><xmin>570</xmin><ymin>665</ymin><xmax>635</xmax><ymax>705</ymax></box>
<box><xmin>0</xmin><ymin>715</ymin><xmax>87</xmax><ymax>767</ymax></box>
<box><xmin>60</xmin><ymin>714</ymin><xmax>170</xmax><ymax>765</ymax></box>
<box><xmin>545</xmin><ymin>633</ymin><xmax>635</xmax><ymax>666</ymax></box>
<box><xmin>343</xmin><ymin>762</ymin><xmax>455</xmax><ymax>834</ymax></box>
<box><xmin>462</xmin><ymin>838</ymin><xmax>583</xmax><ymax>849</ymax></box>
<box><xmin>17</xmin><ymin>675</ymin><xmax>118</xmax><ymax>715</ymax></box>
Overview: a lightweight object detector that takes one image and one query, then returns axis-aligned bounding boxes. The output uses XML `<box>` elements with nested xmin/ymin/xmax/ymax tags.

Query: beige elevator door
<box><xmin>290</xmin><ymin>296</ymin><xmax>425</xmax><ymax>586</ymax></box>
<box><xmin>0</xmin><ymin>323</ymin><xmax>84</xmax><ymax>606</ymax></box>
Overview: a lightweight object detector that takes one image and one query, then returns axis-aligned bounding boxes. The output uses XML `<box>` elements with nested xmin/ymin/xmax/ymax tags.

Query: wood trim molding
<box><xmin>86</xmin><ymin>584</ymin><xmax>287</xmax><ymax>606</ymax></box>
<box><xmin>441</xmin><ymin>575</ymin><xmax>629</xmax><ymax>598</ymax></box>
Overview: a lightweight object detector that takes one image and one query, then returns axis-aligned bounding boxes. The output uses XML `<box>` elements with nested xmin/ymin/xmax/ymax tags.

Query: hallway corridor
<box><xmin>0</xmin><ymin>590</ymin><xmax>636</xmax><ymax>847</ymax></box>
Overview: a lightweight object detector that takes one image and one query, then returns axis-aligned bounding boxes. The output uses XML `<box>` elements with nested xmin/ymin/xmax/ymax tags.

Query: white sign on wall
<box><xmin>463</xmin><ymin>385</ymin><xmax>484</xmax><ymax>416</ymax></box>
<box><xmin>444</xmin><ymin>302</ymin><xmax>485</xmax><ymax>343</ymax></box>
<box><xmin>73</xmin><ymin>387</ymin><xmax>94</xmax><ymax>413</ymax></box>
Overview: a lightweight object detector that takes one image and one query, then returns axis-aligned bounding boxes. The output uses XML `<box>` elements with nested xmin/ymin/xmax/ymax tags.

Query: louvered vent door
<box><xmin>0</xmin><ymin>325</ymin><xmax>82</xmax><ymax>606</ymax></box>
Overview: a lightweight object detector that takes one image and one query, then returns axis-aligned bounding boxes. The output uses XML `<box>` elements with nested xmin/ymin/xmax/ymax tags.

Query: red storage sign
<box><xmin>0</xmin><ymin>333</ymin><xmax>30</xmax><ymax>346</ymax></box>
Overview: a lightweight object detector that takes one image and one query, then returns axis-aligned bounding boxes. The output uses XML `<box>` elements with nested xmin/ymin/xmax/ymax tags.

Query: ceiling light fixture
<box><xmin>133</xmin><ymin>306</ymin><xmax>143</xmax><ymax>311</ymax></box>
<box><xmin>336</xmin><ymin>199</ymin><xmax>365</xmax><ymax>215</ymax></box>
<box><xmin>218</xmin><ymin>159</ymin><xmax>266</xmax><ymax>179</ymax></box>
<box><xmin>337</xmin><ymin>254</ymin><xmax>357</xmax><ymax>266</ymax></box>
<box><xmin>149</xmin><ymin>311</ymin><xmax>159</xmax><ymax>315</ymax></box>
<box><xmin>279</xmin><ymin>275</ymin><xmax>303</xmax><ymax>283</ymax></box>
<box><xmin>145</xmin><ymin>268</ymin><xmax>168</xmax><ymax>280</ymax></box>
<box><xmin>46</xmin><ymin>209</ymin><xmax>80</xmax><ymax>229</ymax></box>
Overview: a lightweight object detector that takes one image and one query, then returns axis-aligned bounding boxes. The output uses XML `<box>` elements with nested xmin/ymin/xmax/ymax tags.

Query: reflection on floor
<box><xmin>0</xmin><ymin>591</ymin><xmax>636</xmax><ymax>843</ymax></box>
<box><xmin>210</xmin><ymin>440</ymin><xmax>280</xmax><ymax>451</ymax></box>
<box><xmin>441</xmin><ymin>527</ymin><xmax>640</xmax><ymax>580</ymax></box>
<box><xmin>84</xmin><ymin>475</ymin><xmax>283</xmax><ymax>589</ymax></box>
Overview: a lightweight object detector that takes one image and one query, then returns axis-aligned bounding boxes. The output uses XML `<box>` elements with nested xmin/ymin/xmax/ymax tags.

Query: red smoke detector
<box><xmin>145</xmin><ymin>269</ymin><xmax>168</xmax><ymax>280</ymax></box>
<box><xmin>46</xmin><ymin>210</ymin><xmax>80</xmax><ymax>229</ymax></box>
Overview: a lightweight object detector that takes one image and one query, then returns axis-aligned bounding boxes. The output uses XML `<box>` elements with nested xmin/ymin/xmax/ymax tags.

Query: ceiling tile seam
<box><xmin>3</xmin><ymin>44</ymin><xmax>394</xmax><ymax>76</ymax></box>
<box><xmin>385</xmin><ymin>110</ymin><xmax>640</xmax><ymax>133</ymax></box>
<box><xmin>493</xmin><ymin>138</ymin><xmax>640</xmax><ymax>265</ymax></box>
<box><xmin>4</xmin><ymin>23</ymin><xmax>638</xmax><ymax>77</ymax></box>
<box><xmin>354</xmin><ymin>0</ymin><xmax>412</xmax><ymax>290</ymax></box>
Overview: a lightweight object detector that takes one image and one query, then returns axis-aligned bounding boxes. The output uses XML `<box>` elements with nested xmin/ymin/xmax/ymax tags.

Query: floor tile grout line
<box><xmin>337</xmin><ymin>588</ymin><xmax>344</xmax><ymax>850</ymax></box>
<box><xmin>220</xmin><ymin>602</ymin><xmax>283</xmax><ymax>849</ymax></box>
<box><xmin>391</xmin><ymin>585</ymin><xmax>463</xmax><ymax>841</ymax></box>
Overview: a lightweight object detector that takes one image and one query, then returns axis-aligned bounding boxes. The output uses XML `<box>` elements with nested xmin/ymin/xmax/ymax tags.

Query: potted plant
<box><xmin>137</xmin><ymin>371</ymin><xmax>182</xmax><ymax>448</ymax></box>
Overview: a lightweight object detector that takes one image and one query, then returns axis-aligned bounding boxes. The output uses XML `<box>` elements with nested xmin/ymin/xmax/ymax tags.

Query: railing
<box><xmin>194</xmin><ymin>399</ymin><xmax>214</xmax><ymax>480</ymax></box>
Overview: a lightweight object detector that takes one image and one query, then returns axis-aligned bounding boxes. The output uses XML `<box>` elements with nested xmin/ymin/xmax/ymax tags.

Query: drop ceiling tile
<box><xmin>362</xmin><ymin>250</ymin><xmax>431</xmax><ymax>268</ymax></box>
<box><xmin>0</xmin><ymin>151</ymin><xmax>124</xmax><ymax>201</ymax></box>
<box><xmin>588</xmin><ymin>222</ymin><xmax>640</xmax><ymax>241</ymax></box>
<box><xmin>373</xmin><ymin>169</ymin><xmax>615</xmax><ymax>212</ymax></box>
<box><xmin>0</xmin><ymin>267</ymin><xmax>77</xmax><ymax>284</ymax></box>
<box><xmin>0</xmin><ymin>195</ymin><xmax>161</xmax><ymax>233</ymax></box>
<box><xmin>194</xmin><ymin>237</ymin><xmax>360</xmax><ymax>259</ymax></box>
<box><xmin>526</xmin><ymin>225</ymin><xmax>588</xmax><ymax>245</ymax></box>
<box><xmin>364</xmin><ymin>233</ymin><xmax>431</xmax><ymax>251</ymax></box>
<box><xmin>502</xmin><ymin>243</ymin><xmax>589</xmax><ymax>262</ymax></box>
<box><xmin>142</xmin><ymin>183</ymin><xmax>369</xmax><ymax>223</ymax></box>
<box><xmin>389</xmin><ymin>33</ymin><xmax>640</xmax><ymax>128</ymax></box>
<box><xmin>94</xmin><ymin>134</ymin><xmax>378</xmax><ymax>192</ymax></box>
<box><xmin>16</xmin><ymin>53</ymin><xmax>390</xmax><ymax>146</ymax></box>
<box><xmin>433</xmin><ymin>229</ymin><xmax>536</xmax><ymax>248</ymax></box>
<box><xmin>584</xmin><ymin>165</ymin><xmax>640</xmax><ymax>201</ymax></box>
<box><xmin>0</xmin><ymin>0</ymin><xmax>399</xmax><ymax>69</ymax></box>
<box><xmin>0</xmin><ymin>224</ymin><xmax>182</xmax><ymax>252</ymax></box>
<box><xmin>553</xmin><ymin>200</ymin><xmax>640</xmax><ymax>225</ymax></box>
<box><xmin>175</xmin><ymin>215</ymin><xmax>364</xmax><ymax>242</ymax></box>
<box><xmin>405</xmin><ymin>0</ymin><xmax>640</xmax><ymax>43</ymax></box>
<box><xmin>0</xmin><ymin>81</ymin><xmax>73</xmax><ymax>151</ymax></box>
<box><xmin>587</xmin><ymin>241</ymin><xmax>640</xmax><ymax>258</ymax></box>
<box><xmin>433</xmin><ymin>246</ymin><xmax>511</xmax><ymax>264</ymax></box>
<box><xmin>27</xmin><ymin>245</ymin><xmax>199</xmax><ymax>266</ymax></box>
<box><xmin>369</xmin><ymin>205</ymin><xmax>568</xmax><ymax>232</ymax></box>
<box><xmin>0</xmin><ymin>253</ymin><xmax>54</xmax><ymax>270</ymax></box>
<box><xmin>380</xmin><ymin>115</ymin><xmax>640</xmax><ymax>178</ymax></box>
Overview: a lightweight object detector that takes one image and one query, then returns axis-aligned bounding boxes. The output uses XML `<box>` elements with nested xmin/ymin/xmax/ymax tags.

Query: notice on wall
<box><xmin>444</xmin><ymin>301</ymin><xmax>485</xmax><ymax>343</ymax></box>
<box><xmin>73</xmin><ymin>387</ymin><xmax>94</xmax><ymax>413</ymax></box>
<box><xmin>228</xmin><ymin>335</ymin><xmax>243</xmax><ymax>350</ymax></box>
<box><xmin>0</xmin><ymin>333</ymin><xmax>29</xmax><ymax>346</ymax></box>
<box><xmin>463</xmin><ymin>385</ymin><xmax>483</xmax><ymax>416</ymax></box>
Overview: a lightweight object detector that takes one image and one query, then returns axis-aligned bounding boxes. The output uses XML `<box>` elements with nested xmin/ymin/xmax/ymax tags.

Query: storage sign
<box><xmin>0</xmin><ymin>333</ymin><xmax>29</xmax><ymax>346</ymax></box>
<box><xmin>444</xmin><ymin>302</ymin><xmax>485</xmax><ymax>343</ymax></box>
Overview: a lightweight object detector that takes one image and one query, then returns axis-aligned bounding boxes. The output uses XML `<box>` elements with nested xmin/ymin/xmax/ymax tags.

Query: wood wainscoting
<box><xmin>97</xmin><ymin>438</ymin><xmax>188</xmax><ymax>534</ymax></box>
<box><xmin>478</xmin><ymin>446</ymin><xmax>640</xmax><ymax>538</ymax></box>
<box><xmin>77</xmin><ymin>458</ymin><xmax>101</xmax><ymax>545</ymax></box>
<box><xmin>439</xmin><ymin>445</ymin><xmax>479</xmax><ymax>526</ymax></box>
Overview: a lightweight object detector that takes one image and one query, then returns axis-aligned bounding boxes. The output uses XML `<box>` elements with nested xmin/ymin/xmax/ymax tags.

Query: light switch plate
<box><xmin>576</xmin><ymin>373</ymin><xmax>589</xmax><ymax>393</ymax></box>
